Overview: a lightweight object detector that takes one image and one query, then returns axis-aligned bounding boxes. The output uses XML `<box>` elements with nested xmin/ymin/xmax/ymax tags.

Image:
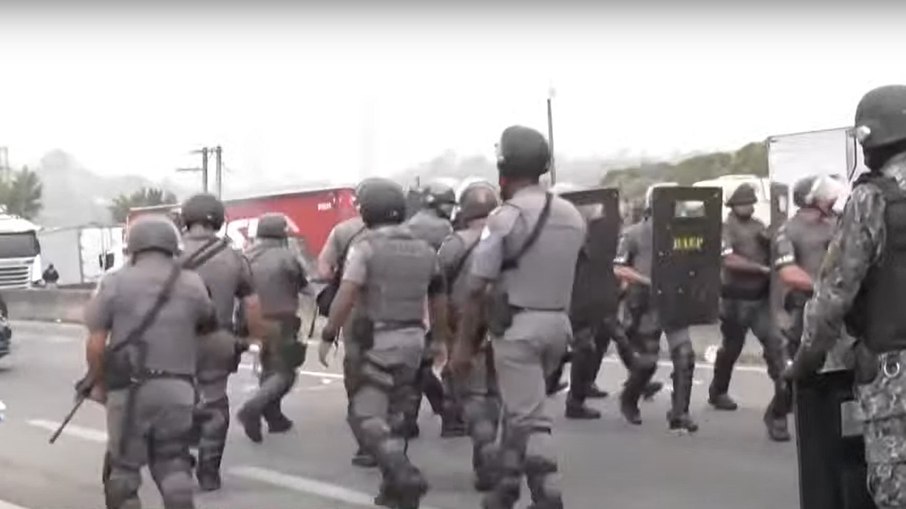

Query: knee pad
<box><xmin>357</xmin><ymin>416</ymin><xmax>391</xmax><ymax>444</ymax></box>
<box><xmin>359</xmin><ymin>361</ymin><xmax>395</xmax><ymax>392</ymax></box>
<box><xmin>472</xmin><ymin>419</ymin><xmax>497</xmax><ymax>444</ymax></box>
<box><xmin>672</xmin><ymin>343</ymin><xmax>695</xmax><ymax>370</ymax></box>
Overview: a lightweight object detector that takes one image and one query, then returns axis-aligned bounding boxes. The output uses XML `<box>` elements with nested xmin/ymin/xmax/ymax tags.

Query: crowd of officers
<box><xmin>76</xmin><ymin>84</ymin><xmax>906</xmax><ymax>509</ymax></box>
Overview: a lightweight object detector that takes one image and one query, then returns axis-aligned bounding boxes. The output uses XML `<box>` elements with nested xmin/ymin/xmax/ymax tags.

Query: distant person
<box><xmin>43</xmin><ymin>264</ymin><xmax>59</xmax><ymax>288</ymax></box>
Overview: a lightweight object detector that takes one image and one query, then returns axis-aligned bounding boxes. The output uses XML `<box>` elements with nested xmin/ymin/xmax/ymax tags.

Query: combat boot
<box><xmin>708</xmin><ymin>392</ymin><xmax>739</xmax><ymax>411</ymax></box>
<box><xmin>641</xmin><ymin>381</ymin><xmax>663</xmax><ymax>400</ymax></box>
<box><xmin>565</xmin><ymin>399</ymin><xmax>601</xmax><ymax>420</ymax></box>
<box><xmin>619</xmin><ymin>389</ymin><xmax>642</xmax><ymax>425</ymax></box>
<box><xmin>352</xmin><ymin>447</ymin><xmax>378</xmax><ymax>468</ymax></box>
<box><xmin>668</xmin><ymin>346</ymin><xmax>699</xmax><ymax>433</ymax></box>
<box><xmin>268</xmin><ymin>416</ymin><xmax>294</xmax><ymax>434</ymax></box>
<box><xmin>236</xmin><ymin>407</ymin><xmax>263</xmax><ymax>443</ymax></box>
<box><xmin>196</xmin><ymin>468</ymin><xmax>221</xmax><ymax>492</ymax></box>
<box><xmin>440</xmin><ymin>406</ymin><xmax>467</xmax><ymax>438</ymax></box>
<box><xmin>668</xmin><ymin>412</ymin><xmax>700</xmax><ymax>433</ymax></box>
<box><xmin>764</xmin><ymin>408</ymin><xmax>791</xmax><ymax>442</ymax></box>
<box><xmin>586</xmin><ymin>383</ymin><xmax>609</xmax><ymax>399</ymax></box>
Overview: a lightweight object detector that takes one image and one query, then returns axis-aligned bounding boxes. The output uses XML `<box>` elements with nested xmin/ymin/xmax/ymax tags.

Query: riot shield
<box><xmin>794</xmin><ymin>369</ymin><xmax>875</xmax><ymax>509</ymax></box>
<box><xmin>770</xmin><ymin>181</ymin><xmax>791</xmax><ymax>330</ymax></box>
<box><xmin>771</xmin><ymin>181</ymin><xmax>790</xmax><ymax>231</ymax></box>
<box><xmin>650</xmin><ymin>186</ymin><xmax>723</xmax><ymax>330</ymax></box>
<box><xmin>561</xmin><ymin>188</ymin><xmax>621</xmax><ymax>325</ymax></box>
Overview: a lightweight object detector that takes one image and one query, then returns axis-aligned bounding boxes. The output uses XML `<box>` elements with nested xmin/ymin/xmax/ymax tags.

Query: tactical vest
<box><xmin>786</xmin><ymin>210</ymin><xmax>836</xmax><ymax>279</ymax></box>
<box><xmin>406</xmin><ymin>209</ymin><xmax>453</xmax><ymax>250</ymax></box>
<box><xmin>847</xmin><ymin>175</ymin><xmax>906</xmax><ymax>352</ymax></box>
<box><xmin>722</xmin><ymin>214</ymin><xmax>770</xmax><ymax>300</ymax></box>
<box><xmin>363</xmin><ymin>226</ymin><xmax>437</xmax><ymax>324</ymax></box>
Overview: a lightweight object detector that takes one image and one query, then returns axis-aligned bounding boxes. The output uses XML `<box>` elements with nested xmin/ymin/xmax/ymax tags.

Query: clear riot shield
<box><xmin>561</xmin><ymin>187</ymin><xmax>621</xmax><ymax>325</ymax></box>
<box><xmin>794</xmin><ymin>369</ymin><xmax>876</xmax><ymax>509</ymax></box>
<box><xmin>650</xmin><ymin>186</ymin><xmax>723</xmax><ymax>330</ymax></box>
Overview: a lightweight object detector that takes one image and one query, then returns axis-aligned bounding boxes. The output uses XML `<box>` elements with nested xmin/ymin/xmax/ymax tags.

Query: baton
<box><xmin>49</xmin><ymin>395</ymin><xmax>87</xmax><ymax>444</ymax></box>
<box><xmin>307</xmin><ymin>304</ymin><xmax>318</xmax><ymax>339</ymax></box>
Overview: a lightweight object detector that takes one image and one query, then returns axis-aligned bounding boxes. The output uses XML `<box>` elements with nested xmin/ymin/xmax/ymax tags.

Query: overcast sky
<box><xmin>0</xmin><ymin>2</ymin><xmax>904</xmax><ymax>191</ymax></box>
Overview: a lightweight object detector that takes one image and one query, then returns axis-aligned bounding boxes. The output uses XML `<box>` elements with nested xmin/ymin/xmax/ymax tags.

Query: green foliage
<box><xmin>0</xmin><ymin>166</ymin><xmax>43</xmax><ymax>220</ymax></box>
<box><xmin>601</xmin><ymin>141</ymin><xmax>768</xmax><ymax>202</ymax></box>
<box><xmin>109</xmin><ymin>187</ymin><xmax>178</xmax><ymax>223</ymax></box>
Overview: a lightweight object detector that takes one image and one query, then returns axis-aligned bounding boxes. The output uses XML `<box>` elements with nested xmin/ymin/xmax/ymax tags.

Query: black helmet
<box><xmin>358</xmin><ymin>178</ymin><xmax>407</xmax><ymax>227</ymax></box>
<box><xmin>496</xmin><ymin>125</ymin><xmax>551</xmax><ymax>178</ymax></box>
<box><xmin>854</xmin><ymin>85</ymin><xmax>906</xmax><ymax>149</ymax></box>
<box><xmin>256</xmin><ymin>213</ymin><xmax>289</xmax><ymax>239</ymax></box>
<box><xmin>792</xmin><ymin>176</ymin><xmax>818</xmax><ymax>208</ymax></box>
<box><xmin>355</xmin><ymin>177</ymin><xmax>384</xmax><ymax>200</ymax></box>
<box><xmin>726</xmin><ymin>183</ymin><xmax>758</xmax><ymax>207</ymax></box>
<box><xmin>421</xmin><ymin>180</ymin><xmax>457</xmax><ymax>208</ymax></box>
<box><xmin>458</xmin><ymin>181</ymin><xmax>499</xmax><ymax>223</ymax></box>
<box><xmin>126</xmin><ymin>214</ymin><xmax>180</xmax><ymax>256</ymax></box>
<box><xmin>181</xmin><ymin>193</ymin><xmax>225</xmax><ymax>230</ymax></box>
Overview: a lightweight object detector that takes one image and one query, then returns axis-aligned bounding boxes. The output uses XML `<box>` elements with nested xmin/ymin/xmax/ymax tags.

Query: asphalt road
<box><xmin>0</xmin><ymin>321</ymin><xmax>799</xmax><ymax>509</ymax></box>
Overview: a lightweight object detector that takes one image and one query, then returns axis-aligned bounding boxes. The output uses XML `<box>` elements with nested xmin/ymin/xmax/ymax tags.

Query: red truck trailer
<box><xmin>127</xmin><ymin>186</ymin><xmax>358</xmax><ymax>265</ymax></box>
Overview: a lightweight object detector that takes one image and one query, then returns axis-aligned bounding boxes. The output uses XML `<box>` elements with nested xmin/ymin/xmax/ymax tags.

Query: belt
<box><xmin>878</xmin><ymin>350</ymin><xmax>906</xmax><ymax>378</ymax></box>
<box><xmin>510</xmin><ymin>305</ymin><xmax>566</xmax><ymax>314</ymax></box>
<box><xmin>373</xmin><ymin>320</ymin><xmax>425</xmax><ymax>332</ymax></box>
<box><xmin>137</xmin><ymin>369</ymin><xmax>195</xmax><ymax>384</ymax></box>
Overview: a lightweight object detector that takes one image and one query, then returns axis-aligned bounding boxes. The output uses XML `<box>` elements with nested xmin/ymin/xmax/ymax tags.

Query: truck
<box><xmin>38</xmin><ymin>225</ymin><xmax>125</xmax><ymax>287</ymax></box>
<box><xmin>126</xmin><ymin>186</ymin><xmax>358</xmax><ymax>268</ymax></box>
<box><xmin>0</xmin><ymin>214</ymin><xmax>43</xmax><ymax>289</ymax></box>
<box><xmin>766</xmin><ymin>127</ymin><xmax>866</xmax><ymax>218</ymax></box>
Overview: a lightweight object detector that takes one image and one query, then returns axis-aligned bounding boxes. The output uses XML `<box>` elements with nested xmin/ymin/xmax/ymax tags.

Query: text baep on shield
<box><xmin>650</xmin><ymin>186</ymin><xmax>723</xmax><ymax>330</ymax></box>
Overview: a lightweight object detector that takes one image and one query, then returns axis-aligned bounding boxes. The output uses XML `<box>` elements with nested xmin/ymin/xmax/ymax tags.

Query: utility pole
<box><xmin>214</xmin><ymin>146</ymin><xmax>222</xmax><ymax>199</ymax></box>
<box><xmin>547</xmin><ymin>87</ymin><xmax>557</xmax><ymax>185</ymax></box>
<box><xmin>177</xmin><ymin>147</ymin><xmax>211</xmax><ymax>193</ymax></box>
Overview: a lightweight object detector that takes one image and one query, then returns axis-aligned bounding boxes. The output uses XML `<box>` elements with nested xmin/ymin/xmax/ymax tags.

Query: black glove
<box><xmin>74</xmin><ymin>374</ymin><xmax>94</xmax><ymax>399</ymax></box>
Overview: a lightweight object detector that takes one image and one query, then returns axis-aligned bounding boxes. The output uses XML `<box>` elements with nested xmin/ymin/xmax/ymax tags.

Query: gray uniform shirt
<box><xmin>319</xmin><ymin>216</ymin><xmax>367</xmax><ymax>272</ymax></box>
<box><xmin>407</xmin><ymin>209</ymin><xmax>453</xmax><ymax>251</ymax></box>
<box><xmin>182</xmin><ymin>232</ymin><xmax>254</xmax><ymax>329</ymax></box>
<box><xmin>84</xmin><ymin>252</ymin><xmax>216</xmax><ymax>376</ymax></box>
<box><xmin>246</xmin><ymin>239</ymin><xmax>308</xmax><ymax>317</ymax></box>
<box><xmin>471</xmin><ymin>185</ymin><xmax>586</xmax><ymax>310</ymax></box>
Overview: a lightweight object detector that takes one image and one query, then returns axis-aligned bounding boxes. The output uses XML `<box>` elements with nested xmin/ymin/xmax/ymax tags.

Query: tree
<box><xmin>0</xmin><ymin>166</ymin><xmax>43</xmax><ymax>220</ymax></box>
<box><xmin>108</xmin><ymin>187</ymin><xmax>178</xmax><ymax>223</ymax></box>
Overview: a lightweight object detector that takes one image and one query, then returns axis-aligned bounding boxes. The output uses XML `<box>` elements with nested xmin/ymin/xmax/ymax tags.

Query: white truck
<box><xmin>766</xmin><ymin>127</ymin><xmax>866</xmax><ymax>218</ymax></box>
<box><xmin>37</xmin><ymin>226</ymin><xmax>125</xmax><ymax>287</ymax></box>
<box><xmin>0</xmin><ymin>214</ymin><xmax>43</xmax><ymax>289</ymax></box>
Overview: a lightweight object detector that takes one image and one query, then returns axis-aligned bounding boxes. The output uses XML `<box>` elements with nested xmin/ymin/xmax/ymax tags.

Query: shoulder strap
<box><xmin>331</xmin><ymin>225</ymin><xmax>367</xmax><ymax>285</ymax></box>
<box><xmin>108</xmin><ymin>237</ymin><xmax>227</xmax><ymax>354</ymax></box>
<box><xmin>501</xmin><ymin>192</ymin><xmax>553</xmax><ymax>271</ymax></box>
<box><xmin>447</xmin><ymin>233</ymin><xmax>481</xmax><ymax>289</ymax></box>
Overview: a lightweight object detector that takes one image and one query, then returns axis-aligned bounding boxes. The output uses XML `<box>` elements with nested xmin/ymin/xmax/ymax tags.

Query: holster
<box><xmin>784</xmin><ymin>290</ymin><xmax>812</xmax><ymax>312</ymax></box>
<box><xmin>104</xmin><ymin>346</ymin><xmax>136</xmax><ymax>391</ymax></box>
<box><xmin>352</xmin><ymin>315</ymin><xmax>375</xmax><ymax>351</ymax></box>
<box><xmin>316</xmin><ymin>284</ymin><xmax>338</xmax><ymax>318</ymax></box>
<box><xmin>487</xmin><ymin>288</ymin><xmax>513</xmax><ymax>338</ymax></box>
<box><xmin>625</xmin><ymin>284</ymin><xmax>650</xmax><ymax>317</ymax></box>
<box><xmin>853</xmin><ymin>342</ymin><xmax>879</xmax><ymax>385</ymax></box>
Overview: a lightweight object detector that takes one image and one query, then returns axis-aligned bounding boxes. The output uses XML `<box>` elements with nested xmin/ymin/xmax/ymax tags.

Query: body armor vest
<box><xmin>722</xmin><ymin>214</ymin><xmax>771</xmax><ymax>300</ymax></box>
<box><xmin>364</xmin><ymin>226</ymin><xmax>437</xmax><ymax>324</ymax></box>
<box><xmin>786</xmin><ymin>210</ymin><xmax>837</xmax><ymax>279</ymax></box>
<box><xmin>848</xmin><ymin>174</ymin><xmax>906</xmax><ymax>352</ymax></box>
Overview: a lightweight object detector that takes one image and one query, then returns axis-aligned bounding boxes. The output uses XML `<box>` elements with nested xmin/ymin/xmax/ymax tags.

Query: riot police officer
<box><xmin>548</xmin><ymin>182</ymin><xmax>636</xmax><ymax>419</ymax></box>
<box><xmin>179</xmin><ymin>194</ymin><xmax>261</xmax><ymax>491</ymax></box>
<box><xmin>709</xmin><ymin>183</ymin><xmax>789</xmax><ymax>441</ymax></box>
<box><xmin>237</xmin><ymin>213</ymin><xmax>309</xmax><ymax>443</ymax></box>
<box><xmin>767</xmin><ymin>176</ymin><xmax>845</xmax><ymax>445</ymax></box>
<box><xmin>784</xmin><ymin>85</ymin><xmax>906</xmax><ymax>509</ymax></box>
<box><xmin>403</xmin><ymin>179</ymin><xmax>457</xmax><ymax>438</ymax></box>
<box><xmin>437</xmin><ymin>180</ymin><xmax>502</xmax><ymax>490</ymax></box>
<box><xmin>453</xmin><ymin>125</ymin><xmax>585</xmax><ymax>509</ymax></box>
<box><xmin>83</xmin><ymin>215</ymin><xmax>216</xmax><ymax>509</ymax></box>
<box><xmin>319</xmin><ymin>177</ymin><xmax>447</xmax><ymax>509</ymax></box>
<box><xmin>317</xmin><ymin>181</ymin><xmax>372</xmax><ymax>468</ymax></box>
<box><xmin>775</xmin><ymin>176</ymin><xmax>846</xmax><ymax>358</ymax></box>
<box><xmin>614</xmin><ymin>187</ymin><xmax>698</xmax><ymax>432</ymax></box>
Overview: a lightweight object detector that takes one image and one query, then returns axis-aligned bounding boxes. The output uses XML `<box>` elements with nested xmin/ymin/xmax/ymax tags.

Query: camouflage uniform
<box><xmin>792</xmin><ymin>152</ymin><xmax>906</xmax><ymax>509</ymax></box>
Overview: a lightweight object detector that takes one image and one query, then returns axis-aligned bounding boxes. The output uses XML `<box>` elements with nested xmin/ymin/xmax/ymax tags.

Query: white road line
<box><xmin>601</xmin><ymin>356</ymin><xmax>768</xmax><ymax>374</ymax></box>
<box><xmin>26</xmin><ymin>419</ymin><xmax>107</xmax><ymax>443</ymax></box>
<box><xmin>0</xmin><ymin>499</ymin><xmax>31</xmax><ymax>509</ymax></box>
<box><xmin>229</xmin><ymin>466</ymin><xmax>445</xmax><ymax>509</ymax></box>
<box><xmin>236</xmin><ymin>364</ymin><xmax>345</xmax><ymax>380</ymax></box>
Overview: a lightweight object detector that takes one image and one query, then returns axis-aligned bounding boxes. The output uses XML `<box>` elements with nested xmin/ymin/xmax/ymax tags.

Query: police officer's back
<box><xmin>406</xmin><ymin>180</ymin><xmax>455</xmax><ymax>250</ymax></box>
<box><xmin>456</xmin><ymin>125</ymin><xmax>585</xmax><ymax>509</ymax></box>
<box><xmin>83</xmin><ymin>215</ymin><xmax>215</xmax><ymax>509</ymax></box>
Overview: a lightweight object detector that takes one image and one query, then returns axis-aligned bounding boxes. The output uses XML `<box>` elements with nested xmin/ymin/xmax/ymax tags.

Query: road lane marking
<box><xmin>229</xmin><ymin>466</ymin><xmax>446</xmax><ymax>509</ymax></box>
<box><xmin>601</xmin><ymin>356</ymin><xmax>768</xmax><ymax>374</ymax></box>
<box><xmin>0</xmin><ymin>499</ymin><xmax>31</xmax><ymax>509</ymax></box>
<box><xmin>236</xmin><ymin>365</ymin><xmax>345</xmax><ymax>380</ymax></box>
<box><xmin>27</xmin><ymin>419</ymin><xmax>107</xmax><ymax>443</ymax></box>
